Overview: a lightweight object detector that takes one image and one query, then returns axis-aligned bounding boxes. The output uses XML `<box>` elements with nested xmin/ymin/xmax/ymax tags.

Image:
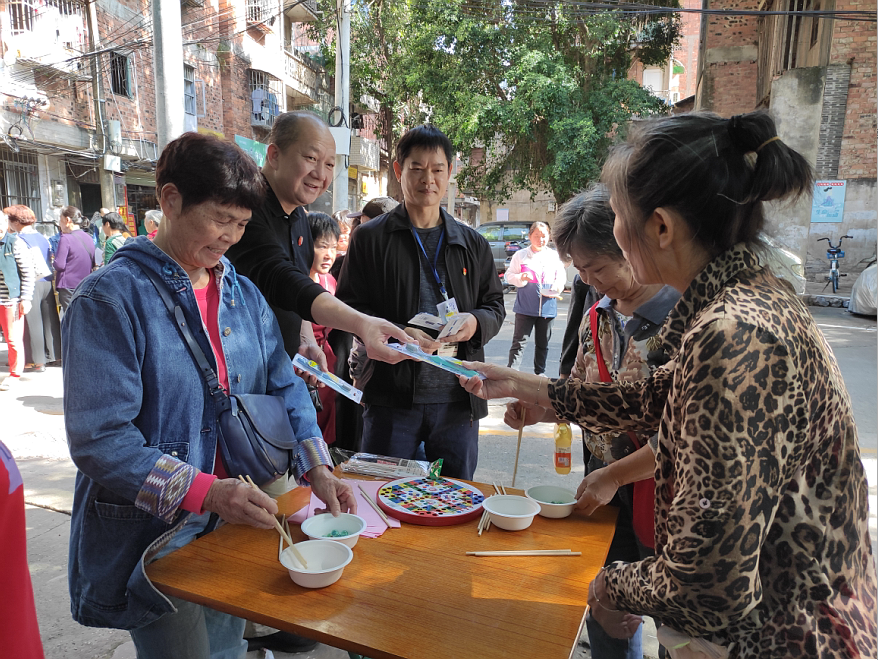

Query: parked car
<box><xmin>476</xmin><ymin>221</ymin><xmax>531</xmax><ymax>272</ymax></box>
<box><xmin>849</xmin><ymin>261</ymin><xmax>877</xmax><ymax>316</ymax></box>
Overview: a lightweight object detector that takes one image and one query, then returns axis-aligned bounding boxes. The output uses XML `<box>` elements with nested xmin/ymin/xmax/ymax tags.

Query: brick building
<box><xmin>694</xmin><ymin>0</ymin><xmax>876</xmax><ymax>282</ymax></box>
<box><xmin>0</xmin><ymin>0</ymin><xmax>376</xmax><ymax>234</ymax></box>
<box><xmin>629</xmin><ymin>0</ymin><xmax>702</xmax><ymax>105</ymax></box>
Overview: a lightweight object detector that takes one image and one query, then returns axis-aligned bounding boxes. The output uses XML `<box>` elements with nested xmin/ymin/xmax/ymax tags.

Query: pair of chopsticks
<box><xmin>357</xmin><ymin>484</ymin><xmax>392</xmax><ymax>528</ymax></box>
<box><xmin>466</xmin><ymin>549</ymin><xmax>582</xmax><ymax>557</ymax></box>
<box><xmin>238</xmin><ymin>474</ymin><xmax>308</xmax><ymax>569</ymax></box>
<box><xmin>477</xmin><ymin>482</ymin><xmax>507</xmax><ymax>536</ymax></box>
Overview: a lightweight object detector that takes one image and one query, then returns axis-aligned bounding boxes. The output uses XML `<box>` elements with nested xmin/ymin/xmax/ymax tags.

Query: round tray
<box><xmin>377</xmin><ymin>477</ymin><xmax>485</xmax><ymax>526</ymax></box>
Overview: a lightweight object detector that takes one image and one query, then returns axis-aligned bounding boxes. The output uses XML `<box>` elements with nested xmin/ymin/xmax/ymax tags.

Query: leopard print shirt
<box><xmin>549</xmin><ymin>244</ymin><xmax>877</xmax><ymax>658</ymax></box>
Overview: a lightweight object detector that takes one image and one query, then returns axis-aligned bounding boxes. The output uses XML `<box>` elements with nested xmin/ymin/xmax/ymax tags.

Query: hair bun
<box><xmin>726</xmin><ymin>115</ymin><xmax>760</xmax><ymax>153</ymax></box>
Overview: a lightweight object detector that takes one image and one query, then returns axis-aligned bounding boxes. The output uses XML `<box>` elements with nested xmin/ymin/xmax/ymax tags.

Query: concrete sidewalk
<box><xmin>4</xmin><ymin>303</ymin><xmax>875</xmax><ymax>659</ymax></box>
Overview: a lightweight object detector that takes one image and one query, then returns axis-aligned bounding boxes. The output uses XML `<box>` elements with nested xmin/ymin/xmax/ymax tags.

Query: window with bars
<box><xmin>0</xmin><ymin>147</ymin><xmax>42</xmax><ymax>222</ymax></box>
<box><xmin>246</xmin><ymin>0</ymin><xmax>272</xmax><ymax>25</ymax></box>
<box><xmin>7</xmin><ymin>0</ymin><xmax>86</xmax><ymax>52</ymax></box>
<box><xmin>184</xmin><ymin>64</ymin><xmax>197</xmax><ymax>131</ymax></box>
<box><xmin>110</xmin><ymin>52</ymin><xmax>131</xmax><ymax>96</ymax></box>
<box><xmin>249</xmin><ymin>70</ymin><xmax>283</xmax><ymax>129</ymax></box>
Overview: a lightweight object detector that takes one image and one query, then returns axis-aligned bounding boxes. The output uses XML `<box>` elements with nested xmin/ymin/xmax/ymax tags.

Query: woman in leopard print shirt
<box><xmin>460</xmin><ymin>111</ymin><xmax>876</xmax><ymax>658</ymax></box>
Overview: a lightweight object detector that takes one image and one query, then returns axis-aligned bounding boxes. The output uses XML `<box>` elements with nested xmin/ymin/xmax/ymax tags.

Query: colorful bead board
<box><xmin>377</xmin><ymin>477</ymin><xmax>485</xmax><ymax>526</ymax></box>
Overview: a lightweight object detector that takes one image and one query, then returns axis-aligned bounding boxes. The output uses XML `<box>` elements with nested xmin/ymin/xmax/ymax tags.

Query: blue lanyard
<box><xmin>411</xmin><ymin>226</ymin><xmax>448</xmax><ymax>301</ymax></box>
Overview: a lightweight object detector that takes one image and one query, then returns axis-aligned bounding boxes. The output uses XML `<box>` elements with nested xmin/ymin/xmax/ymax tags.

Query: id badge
<box><xmin>437</xmin><ymin>297</ymin><xmax>459</xmax><ymax>321</ymax></box>
<box><xmin>436</xmin><ymin>342</ymin><xmax>458</xmax><ymax>357</ymax></box>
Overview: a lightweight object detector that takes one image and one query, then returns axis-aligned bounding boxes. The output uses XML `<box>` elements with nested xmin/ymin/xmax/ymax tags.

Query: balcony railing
<box><xmin>5</xmin><ymin>0</ymin><xmax>89</xmax><ymax>79</ymax></box>
<box><xmin>284</xmin><ymin>48</ymin><xmax>320</xmax><ymax>103</ymax></box>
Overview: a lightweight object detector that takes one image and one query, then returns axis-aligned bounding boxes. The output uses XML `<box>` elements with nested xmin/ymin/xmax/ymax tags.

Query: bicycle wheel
<box><xmin>831</xmin><ymin>270</ymin><xmax>839</xmax><ymax>293</ymax></box>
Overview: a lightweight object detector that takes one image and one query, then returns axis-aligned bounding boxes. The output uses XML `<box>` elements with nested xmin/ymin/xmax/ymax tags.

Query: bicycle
<box><xmin>818</xmin><ymin>235</ymin><xmax>853</xmax><ymax>293</ymax></box>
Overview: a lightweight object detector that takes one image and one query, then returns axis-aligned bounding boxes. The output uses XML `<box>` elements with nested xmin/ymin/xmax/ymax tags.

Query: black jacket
<box><xmin>226</xmin><ymin>178</ymin><xmax>326</xmax><ymax>358</ymax></box>
<box><xmin>336</xmin><ymin>204</ymin><xmax>505</xmax><ymax>418</ymax></box>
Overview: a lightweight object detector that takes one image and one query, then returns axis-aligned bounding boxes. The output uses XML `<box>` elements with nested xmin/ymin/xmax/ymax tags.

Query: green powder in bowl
<box><xmin>325</xmin><ymin>529</ymin><xmax>351</xmax><ymax>538</ymax></box>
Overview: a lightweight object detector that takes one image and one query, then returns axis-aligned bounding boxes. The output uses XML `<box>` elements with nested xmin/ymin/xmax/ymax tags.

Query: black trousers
<box><xmin>507</xmin><ymin>313</ymin><xmax>554</xmax><ymax>375</ymax></box>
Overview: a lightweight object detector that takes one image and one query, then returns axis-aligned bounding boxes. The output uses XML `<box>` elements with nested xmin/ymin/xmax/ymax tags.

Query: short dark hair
<box><xmin>602</xmin><ymin>110</ymin><xmax>813</xmax><ymax>256</ymax></box>
<box><xmin>395</xmin><ymin>125</ymin><xmax>453</xmax><ymax>167</ymax></box>
<box><xmin>269</xmin><ymin>111</ymin><xmax>325</xmax><ymax>155</ymax></box>
<box><xmin>3</xmin><ymin>204</ymin><xmax>36</xmax><ymax>226</ymax></box>
<box><xmin>307</xmin><ymin>212</ymin><xmax>340</xmax><ymax>243</ymax></box>
<box><xmin>552</xmin><ymin>184</ymin><xmax>622</xmax><ymax>262</ymax></box>
<box><xmin>529</xmin><ymin>221</ymin><xmax>550</xmax><ymax>238</ymax></box>
<box><xmin>155</xmin><ymin>132</ymin><xmax>266</xmax><ymax>211</ymax></box>
<box><xmin>102</xmin><ymin>212</ymin><xmax>126</xmax><ymax>231</ymax></box>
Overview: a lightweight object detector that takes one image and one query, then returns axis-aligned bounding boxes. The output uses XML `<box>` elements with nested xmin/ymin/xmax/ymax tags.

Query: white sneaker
<box><xmin>0</xmin><ymin>376</ymin><xmax>19</xmax><ymax>391</ymax></box>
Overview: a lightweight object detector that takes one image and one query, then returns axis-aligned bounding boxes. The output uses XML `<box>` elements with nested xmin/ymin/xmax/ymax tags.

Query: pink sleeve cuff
<box><xmin>180</xmin><ymin>472</ymin><xmax>218</xmax><ymax>514</ymax></box>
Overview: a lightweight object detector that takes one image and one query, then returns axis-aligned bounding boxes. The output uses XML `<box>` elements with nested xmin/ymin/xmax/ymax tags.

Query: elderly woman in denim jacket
<box><xmin>63</xmin><ymin>133</ymin><xmax>356</xmax><ymax>659</ymax></box>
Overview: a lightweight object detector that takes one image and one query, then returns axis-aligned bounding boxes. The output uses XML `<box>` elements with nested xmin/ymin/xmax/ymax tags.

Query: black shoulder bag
<box><xmin>137</xmin><ymin>263</ymin><xmax>299</xmax><ymax>486</ymax></box>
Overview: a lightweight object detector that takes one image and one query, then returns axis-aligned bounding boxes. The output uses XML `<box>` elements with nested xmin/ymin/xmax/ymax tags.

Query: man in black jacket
<box><xmin>226</xmin><ymin>111</ymin><xmax>411</xmax><ymax>371</ymax></box>
<box><xmin>337</xmin><ymin>125</ymin><xmax>505</xmax><ymax>479</ymax></box>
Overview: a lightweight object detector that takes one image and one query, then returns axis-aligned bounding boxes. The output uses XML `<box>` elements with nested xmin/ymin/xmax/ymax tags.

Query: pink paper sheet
<box><xmin>286</xmin><ymin>479</ymin><xmax>400</xmax><ymax>538</ymax></box>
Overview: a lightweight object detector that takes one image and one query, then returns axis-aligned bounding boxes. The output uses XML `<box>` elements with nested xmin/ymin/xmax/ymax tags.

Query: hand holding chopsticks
<box><xmin>238</xmin><ymin>475</ymin><xmax>308</xmax><ymax>569</ymax></box>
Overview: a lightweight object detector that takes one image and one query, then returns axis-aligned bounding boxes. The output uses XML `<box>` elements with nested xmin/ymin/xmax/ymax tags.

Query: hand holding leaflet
<box><xmin>387</xmin><ymin>343</ymin><xmax>486</xmax><ymax>380</ymax></box>
<box><xmin>292</xmin><ymin>354</ymin><xmax>364</xmax><ymax>403</ymax></box>
<box><xmin>408</xmin><ymin>312</ymin><xmax>471</xmax><ymax>340</ymax></box>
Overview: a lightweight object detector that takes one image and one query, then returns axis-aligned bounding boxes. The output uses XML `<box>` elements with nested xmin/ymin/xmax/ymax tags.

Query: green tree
<box><xmin>312</xmin><ymin>0</ymin><xmax>680</xmax><ymax>203</ymax></box>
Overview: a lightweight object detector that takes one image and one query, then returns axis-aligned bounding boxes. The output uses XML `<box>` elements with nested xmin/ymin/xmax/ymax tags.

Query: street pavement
<box><xmin>2</xmin><ymin>293</ymin><xmax>875</xmax><ymax>659</ymax></box>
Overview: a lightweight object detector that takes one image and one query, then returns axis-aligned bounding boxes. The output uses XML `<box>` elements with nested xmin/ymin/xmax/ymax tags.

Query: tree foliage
<box><xmin>310</xmin><ymin>0</ymin><xmax>681</xmax><ymax>203</ymax></box>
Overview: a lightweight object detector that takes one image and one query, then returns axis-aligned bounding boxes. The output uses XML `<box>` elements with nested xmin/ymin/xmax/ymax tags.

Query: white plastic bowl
<box><xmin>301</xmin><ymin>512</ymin><xmax>367</xmax><ymax>548</ymax></box>
<box><xmin>525</xmin><ymin>485</ymin><xmax>577</xmax><ymax>519</ymax></box>
<box><xmin>279</xmin><ymin>540</ymin><xmax>353</xmax><ymax>588</ymax></box>
<box><xmin>482</xmin><ymin>494</ymin><xmax>540</xmax><ymax>531</ymax></box>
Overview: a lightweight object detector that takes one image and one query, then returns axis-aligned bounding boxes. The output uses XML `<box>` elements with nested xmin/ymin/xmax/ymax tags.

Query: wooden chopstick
<box><xmin>477</xmin><ymin>510</ymin><xmax>489</xmax><ymax>536</ymax></box>
<box><xmin>358</xmin><ymin>484</ymin><xmax>392</xmax><ymax>528</ymax></box>
<box><xmin>512</xmin><ymin>415</ymin><xmax>525</xmax><ymax>487</ymax></box>
<box><xmin>466</xmin><ymin>550</ymin><xmax>581</xmax><ymax>557</ymax></box>
<box><xmin>239</xmin><ymin>475</ymin><xmax>308</xmax><ymax>568</ymax></box>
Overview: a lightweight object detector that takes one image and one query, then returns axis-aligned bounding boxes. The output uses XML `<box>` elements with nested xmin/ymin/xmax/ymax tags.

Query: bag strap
<box><xmin>589</xmin><ymin>300</ymin><xmax>642</xmax><ymax>450</ymax></box>
<box><xmin>133</xmin><ymin>260</ymin><xmax>228</xmax><ymax>405</ymax></box>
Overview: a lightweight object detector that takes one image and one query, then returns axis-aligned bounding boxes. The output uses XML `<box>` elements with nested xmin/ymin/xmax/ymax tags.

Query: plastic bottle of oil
<box><xmin>553</xmin><ymin>422</ymin><xmax>572</xmax><ymax>474</ymax></box>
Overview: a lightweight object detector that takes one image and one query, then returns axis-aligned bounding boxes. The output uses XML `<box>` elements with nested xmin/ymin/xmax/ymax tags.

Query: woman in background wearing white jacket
<box><xmin>505</xmin><ymin>221</ymin><xmax>567</xmax><ymax>375</ymax></box>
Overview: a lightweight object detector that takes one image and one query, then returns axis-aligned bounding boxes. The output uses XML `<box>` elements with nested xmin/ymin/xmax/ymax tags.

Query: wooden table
<box><xmin>146</xmin><ymin>481</ymin><xmax>617</xmax><ymax>659</ymax></box>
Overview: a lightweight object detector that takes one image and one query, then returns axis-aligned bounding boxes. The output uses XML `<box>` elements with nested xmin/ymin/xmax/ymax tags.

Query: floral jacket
<box><xmin>549</xmin><ymin>244</ymin><xmax>877</xmax><ymax>658</ymax></box>
<box><xmin>570</xmin><ymin>286</ymin><xmax>680</xmax><ymax>462</ymax></box>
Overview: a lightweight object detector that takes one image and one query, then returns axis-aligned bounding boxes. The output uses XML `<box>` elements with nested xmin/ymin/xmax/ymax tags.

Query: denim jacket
<box><xmin>63</xmin><ymin>237</ymin><xmax>331</xmax><ymax>630</ymax></box>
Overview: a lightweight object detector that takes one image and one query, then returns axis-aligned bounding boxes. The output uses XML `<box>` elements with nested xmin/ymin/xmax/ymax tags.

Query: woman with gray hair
<box><xmin>506</xmin><ymin>185</ymin><xmax>679</xmax><ymax>658</ymax></box>
<box><xmin>144</xmin><ymin>209</ymin><xmax>162</xmax><ymax>240</ymax></box>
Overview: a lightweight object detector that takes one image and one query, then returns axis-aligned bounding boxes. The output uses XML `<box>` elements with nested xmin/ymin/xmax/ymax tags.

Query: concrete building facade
<box><xmin>695</xmin><ymin>0</ymin><xmax>876</xmax><ymax>283</ymax></box>
<box><xmin>0</xmin><ymin>0</ymin><xmax>379</xmax><ymax>235</ymax></box>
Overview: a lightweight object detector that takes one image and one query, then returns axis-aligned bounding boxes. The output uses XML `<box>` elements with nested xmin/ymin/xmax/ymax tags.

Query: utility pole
<box><xmin>151</xmin><ymin>0</ymin><xmax>185</xmax><ymax>150</ymax></box>
<box><xmin>85</xmin><ymin>0</ymin><xmax>116</xmax><ymax>211</ymax></box>
<box><xmin>331</xmin><ymin>0</ymin><xmax>351</xmax><ymax>213</ymax></box>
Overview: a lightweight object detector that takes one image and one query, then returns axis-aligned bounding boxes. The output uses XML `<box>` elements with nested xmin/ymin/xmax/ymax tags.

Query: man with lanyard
<box><xmin>337</xmin><ymin>125</ymin><xmax>505</xmax><ymax>479</ymax></box>
<box><xmin>226</xmin><ymin>111</ymin><xmax>412</xmax><ymax>375</ymax></box>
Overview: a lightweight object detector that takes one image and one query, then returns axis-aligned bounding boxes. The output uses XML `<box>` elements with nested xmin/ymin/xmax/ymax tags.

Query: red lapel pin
<box><xmin>297</xmin><ymin>236</ymin><xmax>303</xmax><ymax>246</ymax></box>
<box><xmin>463</xmin><ymin>267</ymin><xmax>467</xmax><ymax>276</ymax></box>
